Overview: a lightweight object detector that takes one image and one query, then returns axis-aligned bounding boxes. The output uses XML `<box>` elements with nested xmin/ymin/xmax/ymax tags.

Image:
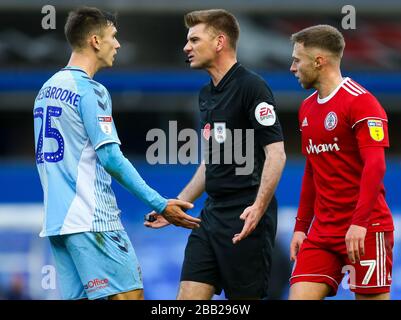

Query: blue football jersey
<box><xmin>34</xmin><ymin>66</ymin><xmax>124</xmax><ymax>236</ymax></box>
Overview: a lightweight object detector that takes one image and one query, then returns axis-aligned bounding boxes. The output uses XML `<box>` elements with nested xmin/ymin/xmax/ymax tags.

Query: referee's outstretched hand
<box><xmin>145</xmin><ymin>199</ymin><xmax>200</xmax><ymax>229</ymax></box>
<box><xmin>232</xmin><ymin>204</ymin><xmax>264</xmax><ymax>244</ymax></box>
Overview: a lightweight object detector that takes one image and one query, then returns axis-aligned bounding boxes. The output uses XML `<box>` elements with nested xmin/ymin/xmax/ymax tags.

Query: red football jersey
<box><xmin>298</xmin><ymin>77</ymin><xmax>394</xmax><ymax>236</ymax></box>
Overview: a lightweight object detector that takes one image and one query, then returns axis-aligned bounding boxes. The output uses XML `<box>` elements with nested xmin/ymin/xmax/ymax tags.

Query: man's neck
<box><xmin>316</xmin><ymin>70</ymin><xmax>343</xmax><ymax>99</ymax></box>
<box><xmin>66</xmin><ymin>51</ymin><xmax>100</xmax><ymax>78</ymax></box>
<box><xmin>207</xmin><ymin>55</ymin><xmax>237</xmax><ymax>87</ymax></box>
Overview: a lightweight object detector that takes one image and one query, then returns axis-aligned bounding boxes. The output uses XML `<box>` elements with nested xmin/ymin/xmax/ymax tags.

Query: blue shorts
<box><xmin>49</xmin><ymin>230</ymin><xmax>143</xmax><ymax>300</ymax></box>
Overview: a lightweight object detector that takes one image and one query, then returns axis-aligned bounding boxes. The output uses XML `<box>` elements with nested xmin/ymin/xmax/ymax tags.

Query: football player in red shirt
<box><xmin>288</xmin><ymin>25</ymin><xmax>394</xmax><ymax>300</ymax></box>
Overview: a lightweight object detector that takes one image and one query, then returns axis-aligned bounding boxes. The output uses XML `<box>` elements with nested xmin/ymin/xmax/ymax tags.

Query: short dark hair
<box><xmin>64</xmin><ymin>6</ymin><xmax>117</xmax><ymax>50</ymax></box>
<box><xmin>290</xmin><ymin>25</ymin><xmax>345</xmax><ymax>58</ymax></box>
<box><xmin>184</xmin><ymin>9</ymin><xmax>240</xmax><ymax>50</ymax></box>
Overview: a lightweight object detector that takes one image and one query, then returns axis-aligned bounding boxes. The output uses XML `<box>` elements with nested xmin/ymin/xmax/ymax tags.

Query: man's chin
<box><xmin>189</xmin><ymin>62</ymin><xmax>205</xmax><ymax>70</ymax></box>
<box><xmin>106</xmin><ymin>56</ymin><xmax>116</xmax><ymax>67</ymax></box>
<box><xmin>300</xmin><ymin>81</ymin><xmax>313</xmax><ymax>90</ymax></box>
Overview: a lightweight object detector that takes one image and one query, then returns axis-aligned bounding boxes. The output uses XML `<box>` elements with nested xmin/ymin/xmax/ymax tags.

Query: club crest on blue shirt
<box><xmin>324</xmin><ymin>112</ymin><xmax>338</xmax><ymax>131</ymax></box>
<box><xmin>214</xmin><ymin>122</ymin><xmax>226</xmax><ymax>144</ymax></box>
<box><xmin>98</xmin><ymin>116</ymin><xmax>113</xmax><ymax>135</ymax></box>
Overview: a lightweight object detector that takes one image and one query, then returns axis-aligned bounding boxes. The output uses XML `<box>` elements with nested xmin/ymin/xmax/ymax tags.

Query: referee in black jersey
<box><xmin>145</xmin><ymin>9</ymin><xmax>286</xmax><ymax>299</ymax></box>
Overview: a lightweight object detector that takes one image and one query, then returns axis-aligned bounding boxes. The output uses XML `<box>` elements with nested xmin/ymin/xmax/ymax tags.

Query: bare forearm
<box><xmin>254</xmin><ymin>142</ymin><xmax>286</xmax><ymax>212</ymax></box>
<box><xmin>177</xmin><ymin>162</ymin><xmax>206</xmax><ymax>202</ymax></box>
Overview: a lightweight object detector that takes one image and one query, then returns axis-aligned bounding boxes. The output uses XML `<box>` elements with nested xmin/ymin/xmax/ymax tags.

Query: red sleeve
<box><xmin>294</xmin><ymin>159</ymin><xmax>315</xmax><ymax>234</ymax></box>
<box><xmin>351</xmin><ymin>145</ymin><xmax>386</xmax><ymax>228</ymax></box>
<box><xmin>349</xmin><ymin>93</ymin><xmax>389</xmax><ymax>148</ymax></box>
<box><xmin>354</xmin><ymin>118</ymin><xmax>389</xmax><ymax>149</ymax></box>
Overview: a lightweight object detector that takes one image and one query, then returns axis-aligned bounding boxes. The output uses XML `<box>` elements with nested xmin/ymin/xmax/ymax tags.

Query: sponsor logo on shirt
<box><xmin>255</xmin><ymin>102</ymin><xmax>276</xmax><ymax>126</ymax></box>
<box><xmin>324</xmin><ymin>112</ymin><xmax>338</xmax><ymax>131</ymax></box>
<box><xmin>301</xmin><ymin>117</ymin><xmax>308</xmax><ymax>127</ymax></box>
<box><xmin>98</xmin><ymin>116</ymin><xmax>113</xmax><ymax>135</ymax></box>
<box><xmin>84</xmin><ymin>278</ymin><xmax>109</xmax><ymax>293</ymax></box>
<box><xmin>306</xmin><ymin>138</ymin><xmax>340</xmax><ymax>154</ymax></box>
<box><xmin>367</xmin><ymin>119</ymin><xmax>384</xmax><ymax>142</ymax></box>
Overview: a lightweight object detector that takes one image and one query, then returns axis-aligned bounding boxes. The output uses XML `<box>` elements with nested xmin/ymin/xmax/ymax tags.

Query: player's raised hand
<box><xmin>232</xmin><ymin>204</ymin><xmax>264</xmax><ymax>244</ymax></box>
<box><xmin>345</xmin><ymin>224</ymin><xmax>367</xmax><ymax>264</ymax></box>
<box><xmin>290</xmin><ymin>231</ymin><xmax>307</xmax><ymax>261</ymax></box>
<box><xmin>144</xmin><ymin>211</ymin><xmax>170</xmax><ymax>229</ymax></box>
<box><xmin>161</xmin><ymin>199</ymin><xmax>200</xmax><ymax>229</ymax></box>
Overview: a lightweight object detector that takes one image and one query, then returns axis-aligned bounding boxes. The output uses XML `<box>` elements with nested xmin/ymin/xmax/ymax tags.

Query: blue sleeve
<box><xmin>96</xmin><ymin>143</ymin><xmax>168</xmax><ymax>213</ymax></box>
<box><xmin>79</xmin><ymin>83</ymin><xmax>121</xmax><ymax>150</ymax></box>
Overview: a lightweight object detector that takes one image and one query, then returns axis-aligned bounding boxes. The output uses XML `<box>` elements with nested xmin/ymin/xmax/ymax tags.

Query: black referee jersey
<box><xmin>199</xmin><ymin>62</ymin><xmax>284</xmax><ymax>199</ymax></box>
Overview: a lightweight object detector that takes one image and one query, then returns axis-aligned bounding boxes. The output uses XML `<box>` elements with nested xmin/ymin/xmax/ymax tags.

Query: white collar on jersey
<box><xmin>317</xmin><ymin>77</ymin><xmax>350</xmax><ymax>104</ymax></box>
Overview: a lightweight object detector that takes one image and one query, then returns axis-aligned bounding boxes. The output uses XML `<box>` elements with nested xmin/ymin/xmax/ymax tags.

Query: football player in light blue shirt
<box><xmin>33</xmin><ymin>6</ymin><xmax>200</xmax><ymax>300</ymax></box>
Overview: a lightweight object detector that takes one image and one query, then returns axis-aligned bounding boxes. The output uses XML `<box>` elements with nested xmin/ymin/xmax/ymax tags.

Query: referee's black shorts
<box><xmin>180</xmin><ymin>192</ymin><xmax>277</xmax><ymax>299</ymax></box>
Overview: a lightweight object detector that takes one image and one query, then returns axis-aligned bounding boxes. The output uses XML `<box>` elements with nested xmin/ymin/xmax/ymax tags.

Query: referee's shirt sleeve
<box><xmin>244</xmin><ymin>76</ymin><xmax>284</xmax><ymax>146</ymax></box>
<box><xmin>79</xmin><ymin>84</ymin><xmax>121</xmax><ymax>150</ymax></box>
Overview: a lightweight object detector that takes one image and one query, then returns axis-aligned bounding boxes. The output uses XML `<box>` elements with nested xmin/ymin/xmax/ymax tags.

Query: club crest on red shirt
<box><xmin>324</xmin><ymin>112</ymin><xmax>338</xmax><ymax>131</ymax></box>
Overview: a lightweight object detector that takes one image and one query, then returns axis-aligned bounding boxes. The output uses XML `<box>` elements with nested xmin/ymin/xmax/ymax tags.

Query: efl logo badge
<box><xmin>255</xmin><ymin>102</ymin><xmax>276</xmax><ymax>126</ymax></box>
<box><xmin>367</xmin><ymin>119</ymin><xmax>384</xmax><ymax>142</ymax></box>
<box><xmin>324</xmin><ymin>112</ymin><xmax>338</xmax><ymax>131</ymax></box>
<box><xmin>98</xmin><ymin>115</ymin><xmax>113</xmax><ymax>135</ymax></box>
<box><xmin>214</xmin><ymin>122</ymin><xmax>226</xmax><ymax>144</ymax></box>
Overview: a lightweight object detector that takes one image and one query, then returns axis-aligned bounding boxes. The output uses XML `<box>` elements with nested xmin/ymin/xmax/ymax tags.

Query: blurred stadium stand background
<box><xmin>0</xmin><ymin>0</ymin><xmax>400</xmax><ymax>299</ymax></box>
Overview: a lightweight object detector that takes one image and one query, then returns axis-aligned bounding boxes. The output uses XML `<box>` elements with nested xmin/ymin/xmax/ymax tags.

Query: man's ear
<box><xmin>89</xmin><ymin>34</ymin><xmax>101</xmax><ymax>51</ymax></box>
<box><xmin>314</xmin><ymin>55</ymin><xmax>325</xmax><ymax>69</ymax></box>
<box><xmin>216</xmin><ymin>34</ymin><xmax>226</xmax><ymax>52</ymax></box>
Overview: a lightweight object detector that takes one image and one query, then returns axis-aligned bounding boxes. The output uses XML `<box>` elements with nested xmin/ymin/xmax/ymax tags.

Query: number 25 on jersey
<box><xmin>34</xmin><ymin>106</ymin><xmax>64</xmax><ymax>164</ymax></box>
